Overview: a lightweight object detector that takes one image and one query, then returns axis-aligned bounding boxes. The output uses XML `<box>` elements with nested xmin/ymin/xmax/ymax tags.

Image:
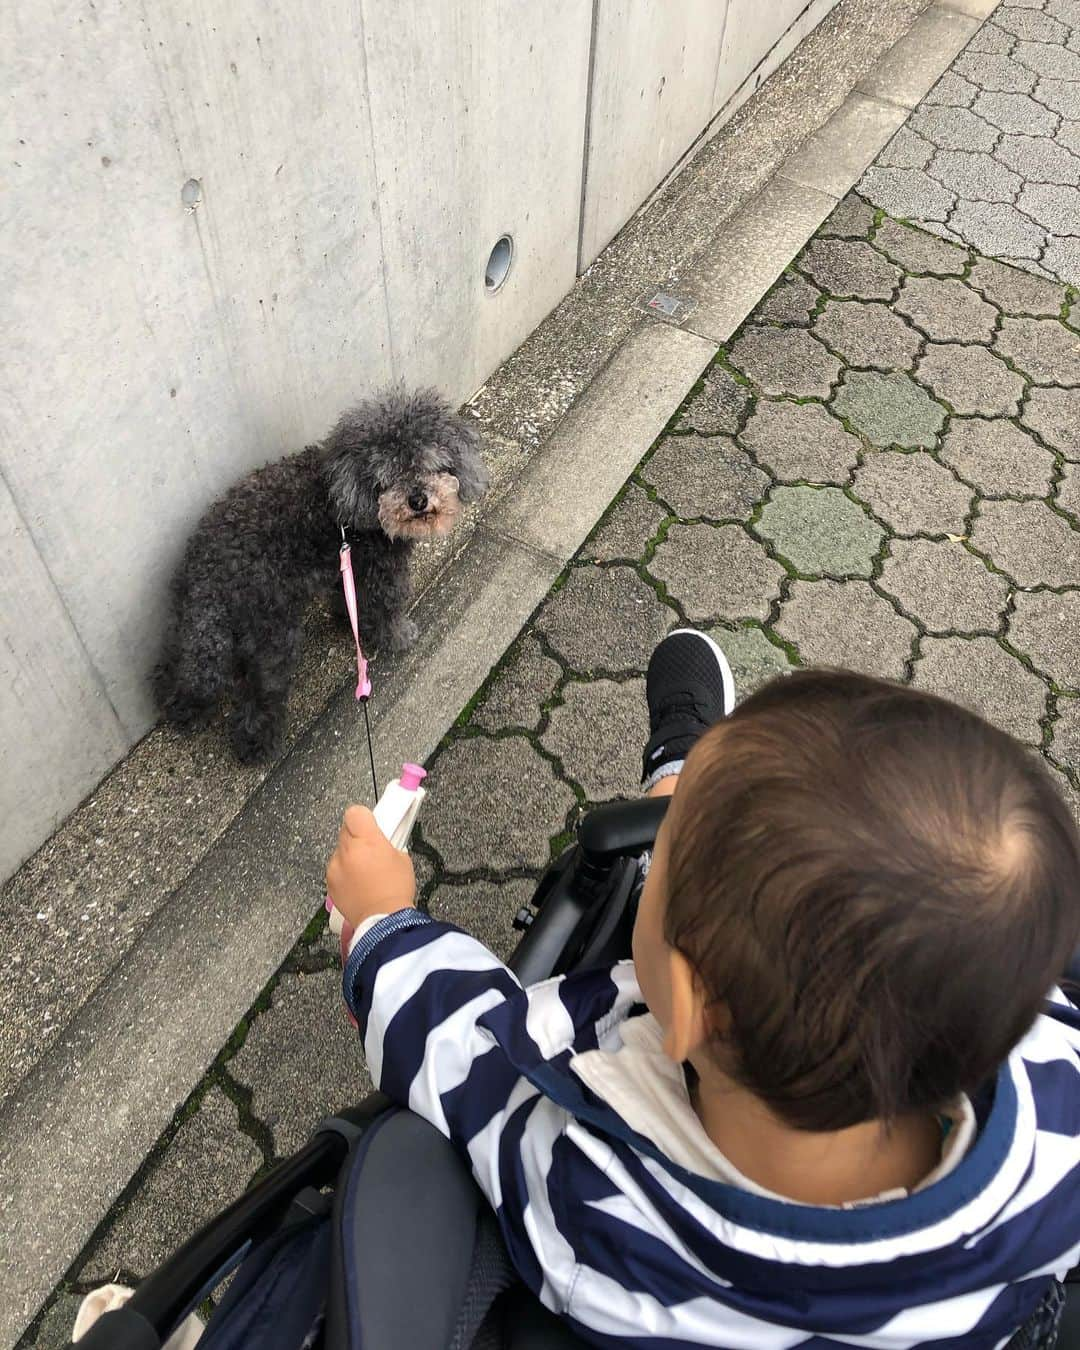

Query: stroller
<box><xmin>71</xmin><ymin>796</ymin><xmax>1080</xmax><ymax>1350</ymax></box>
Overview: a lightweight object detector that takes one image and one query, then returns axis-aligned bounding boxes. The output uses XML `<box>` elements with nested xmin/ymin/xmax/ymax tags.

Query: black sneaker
<box><xmin>642</xmin><ymin>629</ymin><xmax>735</xmax><ymax>784</ymax></box>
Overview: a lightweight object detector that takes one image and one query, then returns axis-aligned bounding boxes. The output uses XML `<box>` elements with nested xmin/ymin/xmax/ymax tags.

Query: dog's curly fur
<box><xmin>154</xmin><ymin>389</ymin><xmax>488</xmax><ymax>762</ymax></box>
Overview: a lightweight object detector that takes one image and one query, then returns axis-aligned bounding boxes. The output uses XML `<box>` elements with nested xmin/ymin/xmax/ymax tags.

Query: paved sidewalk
<box><xmin>30</xmin><ymin>196</ymin><xmax>1080</xmax><ymax>1347</ymax></box>
<box><xmin>861</xmin><ymin>0</ymin><xmax>1080</xmax><ymax>283</ymax></box>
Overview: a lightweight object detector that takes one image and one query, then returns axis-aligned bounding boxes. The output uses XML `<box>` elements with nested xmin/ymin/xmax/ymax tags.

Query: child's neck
<box><xmin>689</xmin><ymin>1058</ymin><xmax>942</xmax><ymax>1206</ymax></box>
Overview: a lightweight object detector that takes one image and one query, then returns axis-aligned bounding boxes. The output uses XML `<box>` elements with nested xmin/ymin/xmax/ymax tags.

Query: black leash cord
<box><xmin>362</xmin><ymin>699</ymin><xmax>379</xmax><ymax>801</ymax></box>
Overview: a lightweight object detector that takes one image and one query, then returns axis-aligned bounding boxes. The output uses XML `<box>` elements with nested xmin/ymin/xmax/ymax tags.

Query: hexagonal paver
<box><xmin>651</xmin><ymin>523</ymin><xmax>784</xmax><ymax>622</ymax></box>
<box><xmin>739</xmin><ymin>399</ymin><xmax>860</xmax><ymax>484</ymax></box>
<box><xmin>908</xmin><ymin>104</ymin><xmax>999</xmax><ymax>152</ymax></box>
<box><xmin>1037</xmin><ymin>77</ymin><xmax>1080</xmax><ymax>119</ymax></box>
<box><xmin>1009</xmin><ymin>589</ymin><xmax>1080</xmax><ymax>688</ymax></box>
<box><xmin>970</xmin><ymin>498</ymin><xmax>1080</xmax><ymax>587</ymax></box>
<box><xmin>755</xmin><ymin>486</ymin><xmax>884</xmax><ymax>577</ymax></box>
<box><xmin>584</xmin><ymin>484</ymin><xmax>668</xmax><ymax>563</ymax></box>
<box><xmin>81</xmin><ymin>1086</ymin><xmax>261</xmax><ymax>1280</ymax></box>
<box><xmin>967</xmin><ymin>257</ymin><xmax>1069</xmax><ymax>315</ymax></box>
<box><xmin>472</xmin><ymin>635</ymin><xmax>562</xmax><ymax>732</ymax></box>
<box><xmin>1060</xmin><ymin>120</ymin><xmax>1080</xmax><ymax>156</ymax></box>
<box><xmin>542</xmin><ymin>678</ymin><xmax>645</xmax><ymax>802</ymax></box>
<box><xmin>939</xmin><ymin>418</ymin><xmax>1056</xmax><ymax>497</ymax></box>
<box><xmin>912</xmin><ymin>636</ymin><xmax>1047</xmax><ymax>743</ymax></box>
<box><xmin>832</xmin><ymin>370</ymin><xmax>946</xmax><ymax>447</ymax></box>
<box><xmin>948</xmin><ymin>201</ymin><xmax>1046</xmax><ymax>259</ymax></box>
<box><xmin>412</xmin><ymin>850</ymin><xmax>437</xmax><ymax>902</ymax></box>
<box><xmin>871</xmin><ymin>218</ymin><xmax>969</xmax><ymax>275</ymax></box>
<box><xmin>756</xmin><ymin>273</ymin><xmax>821</xmax><ymax>325</ymax></box>
<box><xmin>993</xmin><ymin>7</ymin><xmax>1069</xmax><ymax>42</ymax></box>
<box><xmin>954</xmin><ymin>53</ymin><xmax>1038</xmax><ymax>94</ymax></box>
<box><xmin>1050</xmin><ymin>697</ymin><xmax>1080</xmax><ymax>774</ymax></box>
<box><xmin>643</xmin><ymin>435</ymin><xmax>769</xmax><ymax>519</ymax></box>
<box><xmin>1058</xmin><ymin>463</ymin><xmax>1080</xmax><ymax>520</ymax></box>
<box><xmin>727</xmin><ymin>326</ymin><xmax>841</xmax><ymax>398</ymax></box>
<box><xmin>427</xmin><ymin>877</ymin><xmax>535</xmax><ymax>963</ymax></box>
<box><xmin>895</xmin><ymin>276</ymin><xmax>998</xmax><ymax>343</ymax></box>
<box><xmin>775</xmin><ymin>580</ymin><xmax>916</xmax><ymax>678</ymax></box>
<box><xmin>879</xmin><ymin>538</ymin><xmax>1009</xmax><ymax>632</ymax></box>
<box><xmin>878</xmin><ymin>126</ymin><xmax>935</xmax><ymax>171</ymax></box>
<box><xmin>1042</xmin><ymin>237</ymin><xmax>1080</xmax><ymax>287</ymax></box>
<box><xmin>995</xmin><ymin>133</ymin><xmax>1080</xmax><ymax>186</ymax></box>
<box><xmin>1013</xmin><ymin>38</ymin><xmax>1080</xmax><ymax>80</ymax></box>
<box><xmin>994</xmin><ymin>316</ymin><xmax>1080</xmax><ymax>385</ymax></box>
<box><xmin>710</xmin><ymin>624</ymin><xmax>793</xmax><ymax>694</ymax></box>
<box><xmin>1022</xmin><ymin>386</ymin><xmax>1080</xmax><ymax>458</ymax></box>
<box><xmin>858</xmin><ymin>167</ymin><xmax>956</xmax><ymax>223</ymax></box>
<box><xmin>930</xmin><ymin>149</ymin><xmax>1022</xmax><ymax>203</ymax></box>
<box><xmin>925</xmin><ymin>70</ymin><xmax>979</xmax><ymax>108</ymax></box>
<box><xmin>1047</xmin><ymin>760</ymin><xmax>1080</xmax><ymax>828</ymax></box>
<box><xmin>537</xmin><ymin>566</ymin><xmax>672</xmax><ymax>670</ymax></box>
<box><xmin>915</xmin><ymin>344</ymin><xmax>1026</xmax><ymax>416</ymax></box>
<box><xmin>853</xmin><ymin>451</ymin><xmax>972</xmax><ymax>535</ymax></box>
<box><xmin>229</xmin><ymin>971</ymin><xmax>374</xmax><ymax>1158</ymax></box>
<box><xmin>1001</xmin><ymin>254</ymin><xmax>1061</xmax><ymax>278</ymax></box>
<box><xmin>798</xmin><ymin>238</ymin><xmax>902</xmax><ymax>300</ymax></box>
<box><xmin>819</xmin><ymin>193</ymin><xmax>877</xmax><ymax>238</ymax></box>
<box><xmin>967</xmin><ymin>22</ymin><xmax>1016</xmax><ymax>55</ymax></box>
<box><xmin>674</xmin><ymin>364</ymin><xmax>750</xmax><ymax>435</ymax></box>
<box><xmin>1017</xmin><ymin>183</ymin><xmax>1080</xmax><ymax>237</ymax></box>
<box><xmin>423</xmin><ymin>736</ymin><xmax>577</xmax><ymax>871</ymax></box>
<box><xmin>812</xmin><ymin>300</ymin><xmax>922</xmax><ymax>369</ymax></box>
<box><xmin>979</xmin><ymin>88</ymin><xmax>1060</xmax><ymax>133</ymax></box>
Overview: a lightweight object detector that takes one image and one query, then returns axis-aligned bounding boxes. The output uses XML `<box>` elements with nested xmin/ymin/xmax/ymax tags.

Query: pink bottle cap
<box><xmin>399</xmin><ymin>762</ymin><xmax>427</xmax><ymax>791</ymax></box>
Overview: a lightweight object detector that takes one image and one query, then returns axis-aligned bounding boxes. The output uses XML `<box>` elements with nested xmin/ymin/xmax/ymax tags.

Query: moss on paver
<box><xmin>833</xmin><ymin>370</ymin><xmax>946</xmax><ymax>447</ymax></box>
<box><xmin>755</xmin><ymin>486</ymin><xmax>885</xmax><ymax>578</ymax></box>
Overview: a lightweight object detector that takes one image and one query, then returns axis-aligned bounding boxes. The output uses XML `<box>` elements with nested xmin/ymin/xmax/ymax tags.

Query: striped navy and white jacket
<box><xmin>343</xmin><ymin>912</ymin><xmax>1080</xmax><ymax>1349</ymax></box>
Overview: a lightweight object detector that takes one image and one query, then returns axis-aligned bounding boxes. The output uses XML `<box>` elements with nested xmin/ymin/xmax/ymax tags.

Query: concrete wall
<box><xmin>1</xmin><ymin>0</ymin><xmax>839</xmax><ymax>882</ymax></box>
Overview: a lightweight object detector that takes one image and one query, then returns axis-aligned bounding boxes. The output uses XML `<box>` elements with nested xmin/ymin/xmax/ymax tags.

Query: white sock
<box><xmin>642</xmin><ymin>757</ymin><xmax>684</xmax><ymax>794</ymax></box>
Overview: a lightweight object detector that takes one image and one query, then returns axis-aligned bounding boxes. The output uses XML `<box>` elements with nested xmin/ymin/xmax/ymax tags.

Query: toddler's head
<box><xmin>632</xmin><ymin>670</ymin><xmax>1080</xmax><ymax>1130</ymax></box>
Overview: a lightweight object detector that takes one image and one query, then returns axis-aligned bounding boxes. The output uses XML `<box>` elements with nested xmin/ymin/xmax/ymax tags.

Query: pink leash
<box><xmin>339</xmin><ymin>535</ymin><xmax>372</xmax><ymax>700</ymax></box>
<box><xmin>339</xmin><ymin>532</ymin><xmax>378</xmax><ymax>798</ymax></box>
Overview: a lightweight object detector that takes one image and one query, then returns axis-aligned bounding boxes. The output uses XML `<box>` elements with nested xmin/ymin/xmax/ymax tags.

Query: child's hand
<box><xmin>326</xmin><ymin>805</ymin><xmax>417</xmax><ymax>930</ymax></box>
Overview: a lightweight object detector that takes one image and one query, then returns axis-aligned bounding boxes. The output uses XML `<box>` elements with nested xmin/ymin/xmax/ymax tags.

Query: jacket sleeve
<box><xmin>342</xmin><ymin>912</ymin><xmax>533</xmax><ymax>1193</ymax></box>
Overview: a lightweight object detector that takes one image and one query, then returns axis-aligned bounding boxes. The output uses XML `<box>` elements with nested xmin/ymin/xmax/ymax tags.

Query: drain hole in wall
<box><xmin>485</xmin><ymin>235</ymin><xmax>513</xmax><ymax>292</ymax></box>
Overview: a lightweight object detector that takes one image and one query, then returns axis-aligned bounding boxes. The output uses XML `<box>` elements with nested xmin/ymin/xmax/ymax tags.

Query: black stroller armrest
<box><xmin>509</xmin><ymin>797</ymin><xmax>668</xmax><ymax>986</ymax></box>
<box><xmin>578</xmin><ymin>797</ymin><xmax>670</xmax><ymax>864</ymax></box>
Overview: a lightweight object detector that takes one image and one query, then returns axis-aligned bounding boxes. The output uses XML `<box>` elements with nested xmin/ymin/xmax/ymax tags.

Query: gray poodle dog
<box><xmin>154</xmin><ymin>389</ymin><xmax>488</xmax><ymax>762</ymax></box>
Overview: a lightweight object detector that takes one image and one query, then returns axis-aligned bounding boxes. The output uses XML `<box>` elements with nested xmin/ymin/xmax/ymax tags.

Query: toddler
<box><xmin>326</xmin><ymin>630</ymin><xmax>1080</xmax><ymax>1348</ymax></box>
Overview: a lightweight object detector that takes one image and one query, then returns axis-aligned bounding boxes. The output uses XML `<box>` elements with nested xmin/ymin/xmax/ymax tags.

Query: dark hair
<box><xmin>664</xmin><ymin>670</ymin><xmax>1080</xmax><ymax>1131</ymax></box>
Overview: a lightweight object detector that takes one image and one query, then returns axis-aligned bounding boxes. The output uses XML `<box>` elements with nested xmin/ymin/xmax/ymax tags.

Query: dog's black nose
<box><xmin>408</xmin><ymin>490</ymin><xmax>428</xmax><ymax>514</ymax></box>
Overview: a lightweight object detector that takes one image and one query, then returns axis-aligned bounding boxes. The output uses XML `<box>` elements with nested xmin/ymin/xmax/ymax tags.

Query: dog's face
<box><xmin>323</xmin><ymin>389</ymin><xmax>489</xmax><ymax>542</ymax></box>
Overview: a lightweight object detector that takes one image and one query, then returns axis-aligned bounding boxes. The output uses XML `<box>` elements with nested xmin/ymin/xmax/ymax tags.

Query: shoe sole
<box><xmin>667</xmin><ymin>627</ymin><xmax>736</xmax><ymax>717</ymax></box>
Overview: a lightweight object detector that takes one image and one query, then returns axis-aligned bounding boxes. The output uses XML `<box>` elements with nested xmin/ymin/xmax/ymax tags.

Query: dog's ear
<box><xmin>446</xmin><ymin>418</ymin><xmax>490</xmax><ymax>505</ymax></box>
<box><xmin>322</xmin><ymin>409</ymin><xmax>380</xmax><ymax>528</ymax></box>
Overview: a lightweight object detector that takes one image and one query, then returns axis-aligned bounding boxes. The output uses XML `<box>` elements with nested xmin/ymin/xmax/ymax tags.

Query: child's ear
<box><xmin>662</xmin><ymin>949</ymin><xmax>711</xmax><ymax>1064</ymax></box>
